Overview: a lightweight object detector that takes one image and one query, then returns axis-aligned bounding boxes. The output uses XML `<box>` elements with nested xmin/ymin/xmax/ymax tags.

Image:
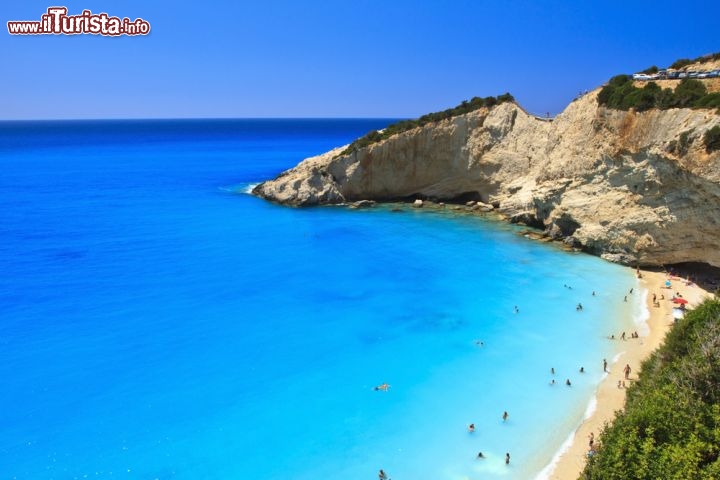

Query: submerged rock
<box><xmin>350</xmin><ymin>199</ymin><xmax>376</xmax><ymax>209</ymax></box>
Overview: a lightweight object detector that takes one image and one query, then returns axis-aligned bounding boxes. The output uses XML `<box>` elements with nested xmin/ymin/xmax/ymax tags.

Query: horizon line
<box><xmin>0</xmin><ymin>116</ymin><xmax>410</xmax><ymax>122</ymax></box>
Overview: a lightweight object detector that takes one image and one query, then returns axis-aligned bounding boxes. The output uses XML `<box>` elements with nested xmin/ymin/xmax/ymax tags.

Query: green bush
<box><xmin>669</xmin><ymin>58</ymin><xmax>693</xmax><ymax>70</ymax></box>
<box><xmin>673</xmin><ymin>79</ymin><xmax>708</xmax><ymax>108</ymax></box>
<box><xmin>581</xmin><ymin>299</ymin><xmax>720</xmax><ymax>479</ymax></box>
<box><xmin>695</xmin><ymin>93</ymin><xmax>720</xmax><ymax>109</ymax></box>
<box><xmin>704</xmin><ymin>126</ymin><xmax>720</xmax><ymax>153</ymax></box>
<box><xmin>597</xmin><ymin>76</ymin><xmax>717</xmax><ymax>112</ymax></box>
<box><xmin>670</xmin><ymin>52</ymin><xmax>720</xmax><ymax>70</ymax></box>
<box><xmin>338</xmin><ymin>93</ymin><xmax>515</xmax><ymax>156</ymax></box>
<box><xmin>677</xmin><ymin>129</ymin><xmax>694</xmax><ymax>155</ymax></box>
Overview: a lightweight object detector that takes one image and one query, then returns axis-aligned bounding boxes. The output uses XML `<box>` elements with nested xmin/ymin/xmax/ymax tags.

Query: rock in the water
<box><xmin>546</xmin><ymin>224</ymin><xmax>564</xmax><ymax>240</ymax></box>
<box><xmin>351</xmin><ymin>200</ymin><xmax>376</xmax><ymax>209</ymax></box>
<box><xmin>563</xmin><ymin>236</ymin><xmax>582</xmax><ymax>248</ymax></box>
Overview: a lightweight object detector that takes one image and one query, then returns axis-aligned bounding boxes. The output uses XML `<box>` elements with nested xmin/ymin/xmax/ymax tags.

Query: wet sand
<box><xmin>544</xmin><ymin>269</ymin><xmax>712</xmax><ymax>479</ymax></box>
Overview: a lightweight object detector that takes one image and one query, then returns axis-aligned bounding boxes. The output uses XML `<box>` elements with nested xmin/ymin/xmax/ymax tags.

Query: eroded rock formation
<box><xmin>253</xmin><ymin>91</ymin><xmax>720</xmax><ymax>267</ymax></box>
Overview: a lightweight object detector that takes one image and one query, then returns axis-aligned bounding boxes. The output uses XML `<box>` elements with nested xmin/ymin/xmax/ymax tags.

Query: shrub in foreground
<box><xmin>581</xmin><ymin>299</ymin><xmax>720</xmax><ymax>479</ymax></box>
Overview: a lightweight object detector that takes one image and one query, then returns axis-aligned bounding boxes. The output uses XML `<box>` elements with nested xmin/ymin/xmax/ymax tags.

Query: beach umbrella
<box><xmin>665</xmin><ymin>280</ymin><xmax>671</xmax><ymax>287</ymax></box>
<box><xmin>672</xmin><ymin>297</ymin><xmax>689</xmax><ymax>305</ymax></box>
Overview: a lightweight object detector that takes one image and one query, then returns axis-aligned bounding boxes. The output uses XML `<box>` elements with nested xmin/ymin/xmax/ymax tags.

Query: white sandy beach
<box><xmin>543</xmin><ymin>269</ymin><xmax>713</xmax><ymax>479</ymax></box>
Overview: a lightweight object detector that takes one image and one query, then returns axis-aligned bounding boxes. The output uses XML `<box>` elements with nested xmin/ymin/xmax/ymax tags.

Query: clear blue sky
<box><xmin>2</xmin><ymin>0</ymin><xmax>718</xmax><ymax>119</ymax></box>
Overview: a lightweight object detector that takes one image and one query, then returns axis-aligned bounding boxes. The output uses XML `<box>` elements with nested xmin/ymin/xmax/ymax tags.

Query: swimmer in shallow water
<box><xmin>503</xmin><ymin>411</ymin><xmax>509</xmax><ymax>422</ymax></box>
<box><xmin>374</xmin><ymin>383</ymin><xmax>390</xmax><ymax>391</ymax></box>
<box><xmin>468</xmin><ymin>423</ymin><xmax>475</xmax><ymax>433</ymax></box>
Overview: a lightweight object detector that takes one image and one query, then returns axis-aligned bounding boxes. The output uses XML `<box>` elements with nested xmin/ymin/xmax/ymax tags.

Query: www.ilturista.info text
<box><xmin>7</xmin><ymin>7</ymin><xmax>150</xmax><ymax>36</ymax></box>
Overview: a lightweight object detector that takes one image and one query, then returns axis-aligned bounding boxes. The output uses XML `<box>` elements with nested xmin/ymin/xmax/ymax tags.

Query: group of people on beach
<box><xmin>610</xmin><ymin>330</ymin><xmax>640</xmax><ymax>340</ymax></box>
<box><xmin>616</xmin><ymin>362</ymin><xmax>631</xmax><ymax>388</ymax></box>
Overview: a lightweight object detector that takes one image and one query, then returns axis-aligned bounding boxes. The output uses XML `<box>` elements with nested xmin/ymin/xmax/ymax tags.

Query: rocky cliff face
<box><xmin>253</xmin><ymin>91</ymin><xmax>720</xmax><ymax>268</ymax></box>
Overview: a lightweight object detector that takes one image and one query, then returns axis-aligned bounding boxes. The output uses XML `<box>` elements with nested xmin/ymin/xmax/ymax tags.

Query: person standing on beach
<box><xmin>603</xmin><ymin>358</ymin><xmax>608</xmax><ymax>372</ymax></box>
<box><xmin>624</xmin><ymin>364</ymin><xmax>631</xmax><ymax>379</ymax></box>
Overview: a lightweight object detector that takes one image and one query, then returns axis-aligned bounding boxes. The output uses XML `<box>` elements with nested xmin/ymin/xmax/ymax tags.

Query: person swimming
<box><xmin>566</xmin><ymin>379</ymin><xmax>572</xmax><ymax>386</ymax></box>
<box><xmin>503</xmin><ymin>411</ymin><xmax>509</xmax><ymax>422</ymax></box>
<box><xmin>477</xmin><ymin>451</ymin><xmax>485</xmax><ymax>459</ymax></box>
<box><xmin>468</xmin><ymin>423</ymin><xmax>475</xmax><ymax>433</ymax></box>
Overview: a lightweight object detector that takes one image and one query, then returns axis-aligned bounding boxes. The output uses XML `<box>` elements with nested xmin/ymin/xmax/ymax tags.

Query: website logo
<box><xmin>8</xmin><ymin>7</ymin><xmax>151</xmax><ymax>36</ymax></box>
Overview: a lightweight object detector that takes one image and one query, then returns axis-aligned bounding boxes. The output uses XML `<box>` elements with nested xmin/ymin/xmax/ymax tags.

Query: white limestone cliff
<box><xmin>253</xmin><ymin>91</ymin><xmax>720</xmax><ymax>267</ymax></box>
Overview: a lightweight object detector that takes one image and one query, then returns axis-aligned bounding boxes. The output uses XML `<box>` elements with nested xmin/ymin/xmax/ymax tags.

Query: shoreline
<box><xmin>542</xmin><ymin>268</ymin><xmax>713</xmax><ymax>479</ymax></box>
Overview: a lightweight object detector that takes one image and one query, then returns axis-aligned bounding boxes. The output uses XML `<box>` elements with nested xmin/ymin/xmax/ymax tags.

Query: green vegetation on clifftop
<box><xmin>582</xmin><ymin>298</ymin><xmax>720</xmax><ymax>480</ymax></box>
<box><xmin>670</xmin><ymin>52</ymin><xmax>720</xmax><ymax>70</ymax></box>
<box><xmin>338</xmin><ymin>93</ymin><xmax>514</xmax><ymax>156</ymax></box>
<box><xmin>598</xmin><ymin>76</ymin><xmax>720</xmax><ymax>111</ymax></box>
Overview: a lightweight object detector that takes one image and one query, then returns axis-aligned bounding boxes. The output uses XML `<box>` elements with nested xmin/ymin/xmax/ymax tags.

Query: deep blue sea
<box><xmin>0</xmin><ymin>120</ymin><xmax>642</xmax><ymax>480</ymax></box>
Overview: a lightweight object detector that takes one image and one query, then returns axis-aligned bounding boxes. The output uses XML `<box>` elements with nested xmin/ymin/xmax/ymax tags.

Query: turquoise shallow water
<box><xmin>0</xmin><ymin>120</ymin><xmax>640</xmax><ymax>479</ymax></box>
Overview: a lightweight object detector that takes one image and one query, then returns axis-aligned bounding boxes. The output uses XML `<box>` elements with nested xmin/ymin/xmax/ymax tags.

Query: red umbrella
<box><xmin>672</xmin><ymin>297</ymin><xmax>689</xmax><ymax>305</ymax></box>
